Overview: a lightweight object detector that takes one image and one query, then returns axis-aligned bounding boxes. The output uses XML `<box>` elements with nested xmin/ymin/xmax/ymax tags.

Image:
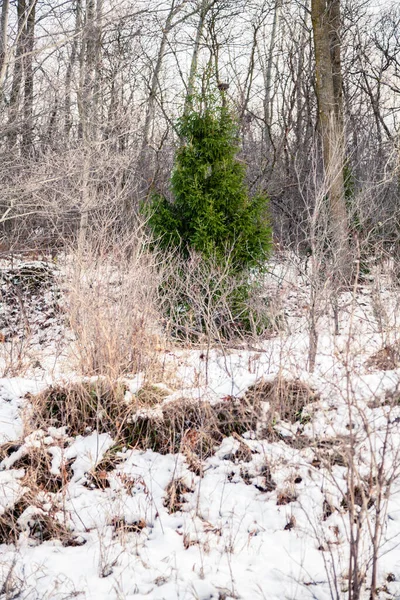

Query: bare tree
<box><xmin>0</xmin><ymin>0</ymin><xmax>10</xmax><ymax>94</ymax></box>
<box><xmin>21</xmin><ymin>0</ymin><xmax>36</xmax><ymax>154</ymax></box>
<box><xmin>262</xmin><ymin>0</ymin><xmax>282</xmax><ymax>152</ymax></box>
<box><xmin>184</xmin><ymin>0</ymin><xmax>212</xmax><ymax>114</ymax></box>
<box><xmin>139</xmin><ymin>0</ymin><xmax>191</xmax><ymax>191</ymax></box>
<box><xmin>64</xmin><ymin>0</ymin><xmax>83</xmax><ymax>139</ymax></box>
<box><xmin>311</xmin><ymin>0</ymin><xmax>350</xmax><ymax>280</ymax></box>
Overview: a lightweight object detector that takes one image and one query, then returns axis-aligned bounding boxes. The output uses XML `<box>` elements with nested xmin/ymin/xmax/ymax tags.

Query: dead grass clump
<box><xmin>323</xmin><ymin>498</ymin><xmax>335</xmax><ymax>520</ymax></box>
<box><xmin>311</xmin><ymin>438</ymin><xmax>350</xmax><ymax>469</ymax></box>
<box><xmin>0</xmin><ymin>493</ymin><xmax>82</xmax><ymax>547</ymax></box>
<box><xmin>164</xmin><ymin>478</ymin><xmax>192</xmax><ymax>513</ymax></box>
<box><xmin>365</xmin><ymin>345</ymin><xmax>400</xmax><ymax>371</ymax></box>
<box><xmin>26</xmin><ymin>511</ymin><xmax>81</xmax><ymax>546</ymax></box>
<box><xmin>215</xmin><ymin>395</ymin><xmax>262</xmax><ymax>437</ymax></box>
<box><xmin>131</xmin><ymin>395</ymin><xmax>262</xmax><ymax>457</ymax></box>
<box><xmin>0</xmin><ymin>498</ymin><xmax>29</xmax><ymax>545</ymax></box>
<box><xmin>245</xmin><ymin>377</ymin><xmax>318</xmax><ymax>426</ymax></box>
<box><xmin>341</xmin><ymin>484</ymin><xmax>375</xmax><ymax>511</ymax></box>
<box><xmin>230</xmin><ymin>433</ymin><xmax>253</xmax><ymax>463</ymax></box>
<box><xmin>30</xmin><ymin>380</ymin><xmax>130</xmax><ymax>439</ymax></box>
<box><xmin>0</xmin><ymin>442</ymin><xmax>21</xmax><ymax>463</ymax></box>
<box><xmin>257</xmin><ymin>463</ymin><xmax>277</xmax><ymax>492</ymax></box>
<box><xmin>240</xmin><ymin>467</ymin><xmax>252</xmax><ymax>485</ymax></box>
<box><xmin>85</xmin><ymin>447</ymin><xmax>123</xmax><ymax>490</ymax></box>
<box><xmin>9</xmin><ymin>445</ymin><xmax>72</xmax><ymax>494</ymax></box>
<box><xmin>284</xmin><ymin>515</ymin><xmax>296</xmax><ymax>531</ymax></box>
<box><xmin>130</xmin><ymin>400</ymin><xmax>218</xmax><ymax>456</ymax></box>
<box><xmin>133</xmin><ymin>385</ymin><xmax>170</xmax><ymax>407</ymax></box>
<box><xmin>0</xmin><ymin>263</ymin><xmax>54</xmax><ymax>293</ymax></box>
<box><xmin>276</xmin><ymin>488</ymin><xmax>298</xmax><ymax>506</ymax></box>
<box><xmin>111</xmin><ymin>516</ymin><xmax>146</xmax><ymax>534</ymax></box>
<box><xmin>29</xmin><ymin>381</ymin><xmax>263</xmax><ymax>467</ymax></box>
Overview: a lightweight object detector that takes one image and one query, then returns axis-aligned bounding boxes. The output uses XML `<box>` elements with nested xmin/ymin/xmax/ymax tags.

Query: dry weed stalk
<box><xmin>159</xmin><ymin>249</ymin><xmax>281</xmax><ymax>348</ymax></box>
<box><xmin>305</xmin><ymin>261</ymin><xmax>400</xmax><ymax>600</ymax></box>
<box><xmin>65</xmin><ymin>222</ymin><xmax>163</xmax><ymax>380</ymax></box>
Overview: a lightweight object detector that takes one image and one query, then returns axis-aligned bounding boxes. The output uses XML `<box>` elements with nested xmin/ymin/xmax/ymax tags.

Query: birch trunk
<box><xmin>8</xmin><ymin>0</ymin><xmax>26</xmax><ymax>150</ymax></box>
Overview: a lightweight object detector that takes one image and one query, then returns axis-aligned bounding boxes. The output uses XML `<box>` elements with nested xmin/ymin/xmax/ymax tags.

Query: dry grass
<box><xmin>0</xmin><ymin>484</ymin><xmax>80</xmax><ymax>547</ymax></box>
<box><xmin>85</xmin><ymin>447</ymin><xmax>124</xmax><ymax>490</ymax></box>
<box><xmin>26</xmin><ymin>378</ymin><xmax>265</xmax><ymax>466</ymax></box>
<box><xmin>158</xmin><ymin>250</ymin><xmax>283</xmax><ymax>344</ymax></box>
<box><xmin>244</xmin><ymin>376</ymin><xmax>318</xmax><ymax>429</ymax></box>
<box><xmin>365</xmin><ymin>344</ymin><xmax>400</xmax><ymax>371</ymax></box>
<box><xmin>164</xmin><ymin>478</ymin><xmax>192</xmax><ymax>514</ymax></box>
<box><xmin>0</xmin><ymin>499</ymin><xmax>29</xmax><ymax>545</ymax></box>
<box><xmin>0</xmin><ymin>260</ymin><xmax>59</xmax><ymax>377</ymax></box>
<box><xmin>27</xmin><ymin>375</ymin><xmax>318</xmax><ymax>463</ymax></box>
<box><xmin>29</xmin><ymin>379</ymin><xmax>130</xmax><ymax>439</ymax></box>
<box><xmin>10</xmin><ymin>444</ymin><xmax>72</xmax><ymax>494</ymax></box>
<box><xmin>64</xmin><ymin>225</ymin><xmax>164</xmax><ymax>379</ymax></box>
<box><xmin>0</xmin><ymin>437</ymin><xmax>78</xmax><ymax>546</ymax></box>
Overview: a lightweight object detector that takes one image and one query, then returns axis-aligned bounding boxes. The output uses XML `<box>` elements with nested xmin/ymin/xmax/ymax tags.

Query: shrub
<box><xmin>145</xmin><ymin>93</ymin><xmax>271</xmax><ymax>273</ymax></box>
<box><xmin>144</xmin><ymin>91</ymin><xmax>273</xmax><ymax>337</ymax></box>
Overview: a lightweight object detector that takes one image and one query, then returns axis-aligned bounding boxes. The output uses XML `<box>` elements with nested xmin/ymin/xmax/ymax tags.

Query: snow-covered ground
<box><xmin>1</xmin><ymin>255</ymin><xmax>400</xmax><ymax>599</ymax></box>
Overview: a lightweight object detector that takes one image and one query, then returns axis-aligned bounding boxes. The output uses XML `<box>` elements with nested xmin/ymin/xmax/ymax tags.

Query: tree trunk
<box><xmin>140</xmin><ymin>2</ymin><xmax>176</xmax><ymax>163</ymax></box>
<box><xmin>184</xmin><ymin>0</ymin><xmax>210</xmax><ymax>115</ymax></box>
<box><xmin>0</xmin><ymin>0</ymin><xmax>10</xmax><ymax>95</ymax></box>
<box><xmin>263</xmin><ymin>0</ymin><xmax>282</xmax><ymax>152</ymax></box>
<box><xmin>78</xmin><ymin>0</ymin><xmax>102</xmax><ymax>245</ymax></box>
<box><xmin>64</xmin><ymin>0</ymin><xmax>82</xmax><ymax>139</ymax></box>
<box><xmin>22</xmin><ymin>0</ymin><xmax>36</xmax><ymax>155</ymax></box>
<box><xmin>81</xmin><ymin>0</ymin><xmax>96</xmax><ymax>142</ymax></box>
<box><xmin>8</xmin><ymin>0</ymin><xmax>26</xmax><ymax>150</ymax></box>
<box><xmin>138</xmin><ymin>0</ymin><xmax>191</xmax><ymax>201</ymax></box>
<box><xmin>311</xmin><ymin>0</ymin><xmax>350</xmax><ymax>282</ymax></box>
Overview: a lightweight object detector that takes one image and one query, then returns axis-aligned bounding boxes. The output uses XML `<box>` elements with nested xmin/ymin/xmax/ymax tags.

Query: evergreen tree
<box><xmin>143</xmin><ymin>92</ymin><xmax>272</xmax><ymax>337</ymax></box>
<box><xmin>145</xmin><ymin>94</ymin><xmax>272</xmax><ymax>274</ymax></box>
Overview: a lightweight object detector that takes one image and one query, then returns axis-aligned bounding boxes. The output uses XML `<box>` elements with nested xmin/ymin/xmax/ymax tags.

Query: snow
<box><xmin>1</xmin><ymin>256</ymin><xmax>400</xmax><ymax>598</ymax></box>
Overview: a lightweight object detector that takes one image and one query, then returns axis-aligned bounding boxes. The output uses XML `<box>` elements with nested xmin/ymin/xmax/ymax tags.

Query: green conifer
<box><xmin>146</xmin><ymin>94</ymin><xmax>272</xmax><ymax>274</ymax></box>
<box><xmin>144</xmin><ymin>91</ymin><xmax>272</xmax><ymax>336</ymax></box>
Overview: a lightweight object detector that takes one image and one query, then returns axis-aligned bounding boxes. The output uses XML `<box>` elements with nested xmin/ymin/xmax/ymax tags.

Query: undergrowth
<box><xmin>28</xmin><ymin>379</ymin><xmax>264</xmax><ymax>456</ymax></box>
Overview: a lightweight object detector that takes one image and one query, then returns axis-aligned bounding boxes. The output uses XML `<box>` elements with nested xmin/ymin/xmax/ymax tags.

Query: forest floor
<box><xmin>1</xmin><ymin>253</ymin><xmax>400</xmax><ymax>599</ymax></box>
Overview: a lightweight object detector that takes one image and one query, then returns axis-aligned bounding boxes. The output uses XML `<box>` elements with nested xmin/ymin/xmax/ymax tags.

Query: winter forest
<box><xmin>0</xmin><ymin>0</ymin><xmax>399</xmax><ymax>249</ymax></box>
<box><xmin>1</xmin><ymin>1</ymin><xmax>400</xmax><ymax>599</ymax></box>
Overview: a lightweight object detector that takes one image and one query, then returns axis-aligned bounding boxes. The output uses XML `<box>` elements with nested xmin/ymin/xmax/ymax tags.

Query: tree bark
<box><xmin>0</xmin><ymin>0</ymin><xmax>10</xmax><ymax>95</ymax></box>
<box><xmin>64</xmin><ymin>0</ymin><xmax>82</xmax><ymax>138</ymax></box>
<box><xmin>78</xmin><ymin>0</ymin><xmax>102</xmax><ymax>246</ymax></box>
<box><xmin>263</xmin><ymin>0</ymin><xmax>282</xmax><ymax>152</ymax></box>
<box><xmin>8</xmin><ymin>0</ymin><xmax>26</xmax><ymax>150</ymax></box>
<box><xmin>311</xmin><ymin>0</ymin><xmax>350</xmax><ymax>281</ymax></box>
<box><xmin>184</xmin><ymin>0</ymin><xmax>210</xmax><ymax>115</ymax></box>
<box><xmin>21</xmin><ymin>0</ymin><xmax>36</xmax><ymax>155</ymax></box>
